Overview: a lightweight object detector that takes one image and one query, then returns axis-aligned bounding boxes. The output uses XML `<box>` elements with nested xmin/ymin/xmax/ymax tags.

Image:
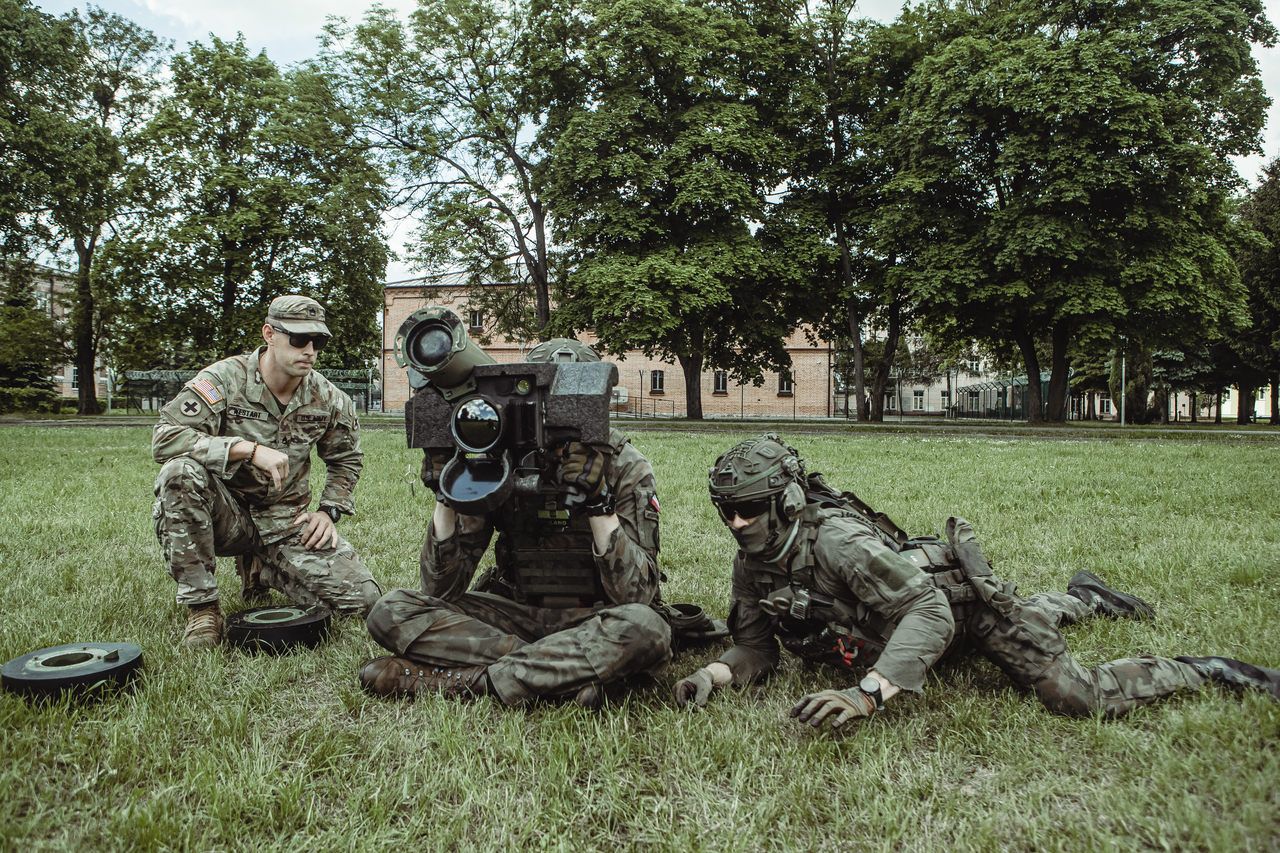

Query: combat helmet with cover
<box><xmin>708</xmin><ymin>433</ymin><xmax>807</xmax><ymax>562</ymax></box>
<box><xmin>525</xmin><ymin>338</ymin><xmax>600</xmax><ymax>364</ymax></box>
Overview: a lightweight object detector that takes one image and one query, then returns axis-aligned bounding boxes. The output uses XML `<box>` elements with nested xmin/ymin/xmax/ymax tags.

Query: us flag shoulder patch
<box><xmin>188</xmin><ymin>377</ymin><xmax>224</xmax><ymax>407</ymax></box>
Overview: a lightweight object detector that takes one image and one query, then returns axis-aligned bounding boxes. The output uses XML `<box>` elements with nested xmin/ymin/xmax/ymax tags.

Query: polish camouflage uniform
<box><xmin>152</xmin><ymin>347</ymin><xmax>380</xmax><ymax>614</ymax></box>
<box><xmin>366</xmin><ymin>428</ymin><xmax>672</xmax><ymax>705</ymax></box>
<box><xmin>720</xmin><ymin>507</ymin><xmax>1205</xmax><ymax>718</ymax></box>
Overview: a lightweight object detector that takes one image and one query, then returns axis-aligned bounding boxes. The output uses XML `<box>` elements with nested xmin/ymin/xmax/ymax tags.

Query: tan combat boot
<box><xmin>183</xmin><ymin>601</ymin><xmax>224</xmax><ymax>649</ymax></box>
<box><xmin>358</xmin><ymin>656</ymin><xmax>488</xmax><ymax>700</ymax></box>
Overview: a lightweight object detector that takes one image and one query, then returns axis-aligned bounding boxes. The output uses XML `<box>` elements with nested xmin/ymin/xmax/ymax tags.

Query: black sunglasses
<box><xmin>271</xmin><ymin>325</ymin><xmax>329</xmax><ymax>351</ymax></box>
<box><xmin>713</xmin><ymin>496</ymin><xmax>773</xmax><ymax>522</ymax></box>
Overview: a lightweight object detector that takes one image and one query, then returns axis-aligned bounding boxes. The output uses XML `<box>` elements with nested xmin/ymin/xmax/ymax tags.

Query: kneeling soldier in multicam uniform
<box><xmin>674</xmin><ymin>433</ymin><xmax>1280</xmax><ymax>727</ymax></box>
<box><xmin>152</xmin><ymin>295</ymin><xmax>382</xmax><ymax>649</ymax></box>
<box><xmin>361</xmin><ymin>339</ymin><xmax>671</xmax><ymax>708</ymax></box>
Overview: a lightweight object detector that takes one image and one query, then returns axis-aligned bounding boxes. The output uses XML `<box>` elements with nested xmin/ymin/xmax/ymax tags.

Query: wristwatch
<box><xmin>858</xmin><ymin>675</ymin><xmax>885</xmax><ymax>712</ymax></box>
<box><xmin>581</xmin><ymin>489</ymin><xmax>616</xmax><ymax>517</ymax></box>
<box><xmin>320</xmin><ymin>505</ymin><xmax>342</xmax><ymax>524</ymax></box>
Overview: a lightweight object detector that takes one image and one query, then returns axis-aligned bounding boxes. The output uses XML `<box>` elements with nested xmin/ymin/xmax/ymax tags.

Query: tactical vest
<box><xmin>488</xmin><ymin>432</ymin><xmax>633</xmax><ymax>609</ymax></box>
<box><xmin>492</xmin><ymin>496</ymin><xmax>604</xmax><ymax>608</ymax></box>
<box><xmin>773</xmin><ymin>482</ymin><xmax>982</xmax><ymax>671</ymax></box>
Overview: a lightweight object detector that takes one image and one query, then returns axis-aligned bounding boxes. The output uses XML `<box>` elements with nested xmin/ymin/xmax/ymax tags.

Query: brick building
<box><xmin>25</xmin><ymin>264</ymin><xmax>109</xmax><ymax>402</ymax></box>
<box><xmin>383</xmin><ymin>278</ymin><xmax>852</xmax><ymax>418</ymax></box>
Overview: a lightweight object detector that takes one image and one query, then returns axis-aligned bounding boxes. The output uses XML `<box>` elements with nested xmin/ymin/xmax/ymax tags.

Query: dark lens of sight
<box><xmin>410</xmin><ymin>326</ymin><xmax>453</xmax><ymax>368</ymax></box>
<box><xmin>453</xmin><ymin>398</ymin><xmax>501</xmax><ymax>452</ymax></box>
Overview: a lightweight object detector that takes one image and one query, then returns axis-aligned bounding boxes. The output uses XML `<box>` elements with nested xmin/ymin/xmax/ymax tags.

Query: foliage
<box><xmin>321</xmin><ymin>0</ymin><xmax>555</xmax><ymax>340</ymax></box>
<box><xmin>0</xmin><ymin>263</ymin><xmax>64</xmax><ymax>406</ymax></box>
<box><xmin>104</xmin><ymin>38</ymin><xmax>387</xmax><ymax>370</ymax></box>
<box><xmin>885</xmin><ymin>0</ymin><xmax>1274</xmax><ymax>422</ymax></box>
<box><xmin>541</xmin><ymin>0</ymin><xmax>792</xmax><ymax>418</ymax></box>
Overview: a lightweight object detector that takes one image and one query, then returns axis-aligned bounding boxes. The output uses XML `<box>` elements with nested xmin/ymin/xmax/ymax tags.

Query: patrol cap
<box><xmin>525</xmin><ymin>337</ymin><xmax>600</xmax><ymax>363</ymax></box>
<box><xmin>267</xmin><ymin>295</ymin><xmax>330</xmax><ymax>336</ymax></box>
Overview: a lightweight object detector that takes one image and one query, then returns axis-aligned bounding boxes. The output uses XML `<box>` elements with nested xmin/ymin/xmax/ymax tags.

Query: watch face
<box><xmin>859</xmin><ymin>675</ymin><xmax>881</xmax><ymax>696</ymax></box>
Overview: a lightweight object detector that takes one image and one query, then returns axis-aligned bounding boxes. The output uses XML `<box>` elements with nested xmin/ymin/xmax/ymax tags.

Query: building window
<box><xmin>70</xmin><ymin>367</ymin><xmax>78</xmax><ymax>390</ymax></box>
<box><xmin>967</xmin><ymin>390</ymin><xmax>979</xmax><ymax>408</ymax></box>
<box><xmin>913</xmin><ymin>389</ymin><xmax>924</xmax><ymax>411</ymax></box>
<box><xmin>468</xmin><ymin>310</ymin><xmax>484</xmax><ymax>332</ymax></box>
<box><xmin>778</xmin><ymin>370</ymin><xmax>793</xmax><ymax>396</ymax></box>
<box><xmin>713</xmin><ymin>370</ymin><xmax>728</xmax><ymax>394</ymax></box>
<box><xmin>650</xmin><ymin>370</ymin><xmax>665</xmax><ymax>394</ymax></box>
<box><xmin>965</xmin><ymin>357</ymin><xmax>981</xmax><ymax>374</ymax></box>
<box><xmin>940</xmin><ymin>390</ymin><xmax>950</xmax><ymax>401</ymax></box>
<box><xmin>884</xmin><ymin>393</ymin><xmax>896</xmax><ymax>411</ymax></box>
<box><xmin>1099</xmin><ymin>395</ymin><xmax>1113</xmax><ymax>416</ymax></box>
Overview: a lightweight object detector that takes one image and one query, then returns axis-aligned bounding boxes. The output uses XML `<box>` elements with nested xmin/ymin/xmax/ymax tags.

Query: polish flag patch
<box><xmin>649</xmin><ymin>494</ymin><xmax>661</xmax><ymax>513</ymax></box>
<box><xmin>188</xmin><ymin>377</ymin><xmax>224</xmax><ymax>407</ymax></box>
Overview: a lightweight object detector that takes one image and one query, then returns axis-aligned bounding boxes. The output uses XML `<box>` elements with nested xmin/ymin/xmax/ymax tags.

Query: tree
<box><xmin>0</xmin><ymin>262</ymin><xmax>65</xmax><ymax>411</ymax></box>
<box><xmin>887</xmin><ymin>0</ymin><xmax>1274</xmax><ymax>422</ymax></box>
<box><xmin>541</xmin><ymin>0</ymin><xmax>791</xmax><ymax>418</ymax></box>
<box><xmin>0</xmin><ymin>0</ymin><xmax>82</xmax><ymax>257</ymax></box>
<box><xmin>40</xmin><ymin>7</ymin><xmax>166</xmax><ymax>414</ymax></box>
<box><xmin>322</xmin><ymin>0</ymin><xmax>555</xmax><ymax>340</ymax></box>
<box><xmin>1233</xmin><ymin>158</ymin><xmax>1280</xmax><ymax>424</ymax></box>
<box><xmin>109</xmin><ymin>38</ymin><xmax>387</xmax><ymax>369</ymax></box>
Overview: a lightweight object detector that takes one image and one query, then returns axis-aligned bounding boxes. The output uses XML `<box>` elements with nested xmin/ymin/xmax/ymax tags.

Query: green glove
<box><xmin>421</xmin><ymin>449</ymin><xmax>452</xmax><ymax>492</ymax></box>
<box><xmin>673</xmin><ymin>668</ymin><xmax>716</xmax><ymax>709</ymax></box>
<box><xmin>790</xmin><ymin>688</ymin><xmax>875</xmax><ymax>729</ymax></box>
<box><xmin>558</xmin><ymin>441</ymin><xmax>608</xmax><ymax>498</ymax></box>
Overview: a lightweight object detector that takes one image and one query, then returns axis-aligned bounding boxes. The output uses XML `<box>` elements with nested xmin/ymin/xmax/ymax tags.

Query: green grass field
<box><xmin>0</xmin><ymin>425</ymin><xmax>1277</xmax><ymax>850</ymax></box>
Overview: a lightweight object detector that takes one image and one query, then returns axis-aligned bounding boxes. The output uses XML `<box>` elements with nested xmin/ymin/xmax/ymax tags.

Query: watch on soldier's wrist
<box><xmin>858</xmin><ymin>675</ymin><xmax>885</xmax><ymax>712</ymax></box>
<box><xmin>320</xmin><ymin>505</ymin><xmax>342</xmax><ymax>524</ymax></box>
<box><xmin>581</xmin><ymin>488</ymin><xmax>615</xmax><ymax>517</ymax></box>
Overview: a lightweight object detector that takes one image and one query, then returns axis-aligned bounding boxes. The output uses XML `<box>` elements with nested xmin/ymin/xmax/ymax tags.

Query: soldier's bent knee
<box><xmin>612</xmin><ymin>603</ymin><xmax>673</xmax><ymax>647</ymax></box>
<box><xmin>156</xmin><ymin>456</ymin><xmax>209</xmax><ymax>492</ymax></box>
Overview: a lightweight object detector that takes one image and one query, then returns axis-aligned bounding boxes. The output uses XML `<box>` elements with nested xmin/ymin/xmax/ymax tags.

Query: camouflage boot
<box><xmin>1067</xmin><ymin>571</ymin><xmax>1155</xmax><ymax>620</ymax></box>
<box><xmin>183</xmin><ymin>602</ymin><xmax>224</xmax><ymax>649</ymax></box>
<box><xmin>358</xmin><ymin>656</ymin><xmax>489</xmax><ymax>700</ymax></box>
<box><xmin>573</xmin><ymin>682</ymin><xmax>603</xmax><ymax>710</ymax></box>
<box><xmin>1175</xmin><ymin>656</ymin><xmax>1280</xmax><ymax>701</ymax></box>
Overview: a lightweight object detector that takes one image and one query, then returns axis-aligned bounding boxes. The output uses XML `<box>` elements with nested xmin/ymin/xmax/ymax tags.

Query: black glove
<box><xmin>558</xmin><ymin>441</ymin><xmax>608</xmax><ymax>499</ymax></box>
<box><xmin>789</xmin><ymin>688</ymin><xmax>875</xmax><ymax>730</ymax></box>
<box><xmin>673</xmin><ymin>668</ymin><xmax>715</xmax><ymax>709</ymax></box>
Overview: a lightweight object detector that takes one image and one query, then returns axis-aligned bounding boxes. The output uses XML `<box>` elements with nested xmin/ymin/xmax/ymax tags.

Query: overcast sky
<box><xmin>33</xmin><ymin>0</ymin><xmax>1280</xmax><ymax>281</ymax></box>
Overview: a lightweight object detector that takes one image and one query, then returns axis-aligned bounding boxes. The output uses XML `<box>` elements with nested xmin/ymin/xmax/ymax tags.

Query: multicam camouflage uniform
<box><xmin>720</xmin><ymin>507</ymin><xmax>1204</xmax><ymax>717</ymax></box>
<box><xmin>152</xmin><ymin>346</ymin><xmax>380</xmax><ymax>615</ymax></box>
<box><xmin>366</xmin><ymin>429</ymin><xmax>671</xmax><ymax>705</ymax></box>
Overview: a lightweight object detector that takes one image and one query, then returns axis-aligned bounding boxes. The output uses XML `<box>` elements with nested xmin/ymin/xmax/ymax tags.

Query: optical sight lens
<box><xmin>410</xmin><ymin>326</ymin><xmax>454</xmax><ymax>369</ymax></box>
<box><xmin>452</xmin><ymin>398</ymin><xmax>502</xmax><ymax>452</ymax></box>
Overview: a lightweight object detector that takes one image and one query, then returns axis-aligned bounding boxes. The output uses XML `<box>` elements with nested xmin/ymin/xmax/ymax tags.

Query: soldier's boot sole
<box><xmin>1176</xmin><ymin>656</ymin><xmax>1280</xmax><ymax>701</ymax></box>
<box><xmin>1067</xmin><ymin>570</ymin><xmax>1156</xmax><ymax>620</ymax></box>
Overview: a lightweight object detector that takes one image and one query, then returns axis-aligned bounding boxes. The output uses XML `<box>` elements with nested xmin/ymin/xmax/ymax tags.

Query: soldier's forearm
<box><xmin>588</xmin><ymin>513</ymin><xmax>621</xmax><ymax>555</ymax></box>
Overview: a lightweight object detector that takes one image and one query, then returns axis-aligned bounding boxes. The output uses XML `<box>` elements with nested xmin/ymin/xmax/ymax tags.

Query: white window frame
<box><xmin>912</xmin><ymin>389</ymin><xmax>924</xmax><ymax>411</ymax></box>
<box><xmin>713</xmin><ymin>370</ymin><xmax>728</xmax><ymax>394</ymax></box>
<box><xmin>650</xmin><ymin>370</ymin><xmax>665</xmax><ymax>393</ymax></box>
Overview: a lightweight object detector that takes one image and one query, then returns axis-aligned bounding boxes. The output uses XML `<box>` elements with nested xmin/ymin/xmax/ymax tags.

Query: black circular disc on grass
<box><xmin>1</xmin><ymin>642</ymin><xmax>143</xmax><ymax>701</ymax></box>
<box><xmin>226</xmin><ymin>605</ymin><xmax>332</xmax><ymax>654</ymax></box>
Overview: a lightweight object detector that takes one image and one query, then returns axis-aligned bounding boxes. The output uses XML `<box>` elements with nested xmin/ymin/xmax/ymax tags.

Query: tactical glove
<box><xmin>421</xmin><ymin>449</ymin><xmax>452</xmax><ymax>491</ymax></box>
<box><xmin>673</xmin><ymin>667</ymin><xmax>716</xmax><ymax>709</ymax></box>
<box><xmin>558</xmin><ymin>441</ymin><xmax>608</xmax><ymax>499</ymax></box>
<box><xmin>790</xmin><ymin>687</ymin><xmax>876</xmax><ymax>729</ymax></box>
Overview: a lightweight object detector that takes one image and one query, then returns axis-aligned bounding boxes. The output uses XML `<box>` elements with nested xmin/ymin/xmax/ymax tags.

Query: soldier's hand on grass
<box><xmin>293</xmin><ymin>511</ymin><xmax>338</xmax><ymax>551</ymax></box>
<box><xmin>250</xmin><ymin>443</ymin><xmax>290</xmax><ymax>491</ymax></box>
<box><xmin>790</xmin><ymin>688</ymin><xmax>875</xmax><ymax>730</ymax></box>
<box><xmin>674</xmin><ymin>667</ymin><xmax>716</xmax><ymax>709</ymax></box>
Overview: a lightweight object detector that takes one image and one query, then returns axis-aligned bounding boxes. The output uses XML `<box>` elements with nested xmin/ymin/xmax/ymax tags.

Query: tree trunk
<box><xmin>1271</xmin><ymin>374</ymin><xmax>1279</xmax><ymax>425</ymax></box>
<box><xmin>1013</xmin><ymin>322</ymin><xmax>1044</xmax><ymax>424</ymax></box>
<box><xmin>1086</xmin><ymin>392</ymin><xmax>1095</xmax><ymax>420</ymax></box>
<box><xmin>73</xmin><ymin>235</ymin><xmax>102</xmax><ymax>415</ymax></box>
<box><xmin>1045</xmin><ymin>323</ymin><xmax>1070</xmax><ymax>422</ymax></box>
<box><xmin>1214</xmin><ymin>389</ymin><xmax>1222</xmax><ymax>424</ymax></box>
<box><xmin>531</xmin><ymin>200</ymin><xmax>551</xmax><ymax>334</ymax></box>
<box><xmin>677</xmin><ymin>352</ymin><xmax>704</xmax><ymax>420</ymax></box>
<box><xmin>867</xmin><ymin>292</ymin><xmax>904</xmax><ymax>422</ymax></box>
<box><xmin>845</xmin><ymin>299</ymin><xmax>867</xmax><ymax>423</ymax></box>
<box><xmin>1236</xmin><ymin>381</ymin><xmax>1254</xmax><ymax>425</ymax></box>
<box><xmin>1190</xmin><ymin>391</ymin><xmax>1198</xmax><ymax>423</ymax></box>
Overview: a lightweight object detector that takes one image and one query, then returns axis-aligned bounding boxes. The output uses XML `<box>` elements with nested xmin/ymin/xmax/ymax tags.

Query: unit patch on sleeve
<box><xmin>181</xmin><ymin>400</ymin><xmax>200</xmax><ymax>416</ymax></box>
<box><xmin>188</xmin><ymin>377</ymin><xmax>225</xmax><ymax>407</ymax></box>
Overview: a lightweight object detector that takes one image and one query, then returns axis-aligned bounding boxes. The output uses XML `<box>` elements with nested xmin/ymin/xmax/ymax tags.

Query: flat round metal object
<box><xmin>226</xmin><ymin>605</ymin><xmax>332</xmax><ymax>654</ymax></box>
<box><xmin>1</xmin><ymin>642</ymin><xmax>143</xmax><ymax>700</ymax></box>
